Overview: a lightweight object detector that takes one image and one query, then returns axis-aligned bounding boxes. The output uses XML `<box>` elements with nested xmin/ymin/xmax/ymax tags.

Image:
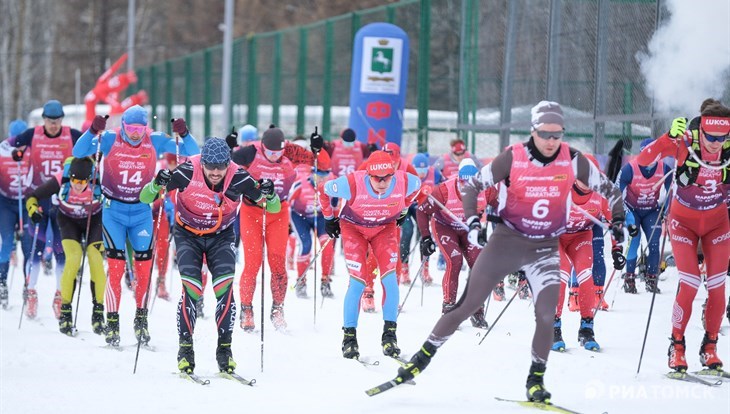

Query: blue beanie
<box><xmin>639</xmin><ymin>137</ymin><xmax>655</xmax><ymax>151</ymax></box>
<box><xmin>412</xmin><ymin>153</ymin><xmax>430</xmax><ymax>169</ymax></box>
<box><xmin>42</xmin><ymin>100</ymin><xmax>64</xmax><ymax>119</ymax></box>
<box><xmin>458</xmin><ymin>159</ymin><xmax>479</xmax><ymax>181</ymax></box>
<box><xmin>239</xmin><ymin>124</ymin><xmax>258</xmax><ymax>142</ymax></box>
<box><xmin>122</xmin><ymin>105</ymin><xmax>148</xmax><ymax>126</ymax></box>
<box><xmin>201</xmin><ymin>137</ymin><xmax>231</xmax><ymax>165</ymax></box>
<box><xmin>9</xmin><ymin>119</ymin><xmax>28</xmax><ymax>138</ymax></box>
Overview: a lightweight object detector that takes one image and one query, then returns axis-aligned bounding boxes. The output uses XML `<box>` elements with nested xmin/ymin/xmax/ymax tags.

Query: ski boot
<box><xmin>0</xmin><ymin>280</ymin><xmax>8</xmax><ymax>309</ymax></box>
<box><xmin>51</xmin><ymin>290</ymin><xmax>62</xmax><ymax>319</ymax></box>
<box><xmin>469</xmin><ymin>306</ymin><xmax>489</xmax><ymax>329</ymax></box>
<box><xmin>42</xmin><ymin>253</ymin><xmax>53</xmax><ymax>276</ymax></box>
<box><xmin>216</xmin><ymin>335</ymin><xmax>237</xmax><ymax>373</ymax></box>
<box><xmin>91</xmin><ymin>303</ymin><xmax>105</xmax><ymax>335</ymax></box>
<box><xmin>271</xmin><ymin>303</ymin><xmax>287</xmax><ymax>331</ymax></box>
<box><xmin>177</xmin><ymin>337</ymin><xmax>195</xmax><ymax>373</ymax></box>
<box><xmin>668</xmin><ymin>334</ymin><xmax>687</xmax><ymax>372</ymax></box>
<box><xmin>552</xmin><ymin>317</ymin><xmax>565</xmax><ymax>352</ymax></box>
<box><xmin>397</xmin><ymin>342</ymin><xmax>438</xmax><ymax>383</ymax></box>
<box><xmin>398</xmin><ymin>263</ymin><xmax>411</xmax><ymax>285</ymax></box>
<box><xmin>342</xmin><ymin>327</ymin><xmax>359</xmax><ymax>359</ymax></box>
<box><xmin>382</xmin><ymin>321</ymin><xmax>401</xmax><ymax>357</ymax></box>
<box><xmin>295</xmin><ymin>277</ymin><xmax>308</xmax><ymax>299</ymax></box>
<box><xmin>105</xmin><ymin>312</ymin><xmax>120</xmax><ymax>346</ymax></box>
<box><xmin>240</xmin><ymin>304</ymin><xmax>255</xmax><ymax>332</ymax></box>
<box><xmin>518</xmin><ymin>277</ymin><xmax>531</xmax><ymax>300</ymax></box>
<box><xmin>578</xmin><ymin>317</ymin><xmax>600</xmax><ymax>351</ymax></box>
<box><xmin>58</xmin><ymin>303</ymin><xmax>74</xmax><ymax>336</ymax></box>
<box><xmin>492</xmin><ymin>281</ymin><xmax>506</xmax><ymax>301</ymax></box>
<box><xmin>442</xmin><ymin>301</ymin><xmax>456</xmax><ymax>315</ymax></box>
<box><xmin>594</xmin><ymin>288</ymin><xmax>609</xmax><ymax>311</ymax></box>
<box><xmin>133</xmin><ymin>308</ymin><xmax>151</xmax><ymax>345</ymax></box>
<box><xmin>645</xmin><ymin>273</ymin><xmax>661</xmax><ymax>293</ymax></box>
<box><xmin>320</xmin><ymin>278</ymin><xmax>334</xmax><ymax>298</ymax></box>
<box><xmin>526</xmin><ymin>362</ymin><xmax>551</xmax><ymax>403</ymax></box>
<box><xmin>507</xmin><ymin>272</ymin><xmax>519</xmax><ymax>289</ymax></box>
<box><xmin>422</xmin><ymin>261</ymin><xmax>433</xmax><ymax>286</ymax></box>
<box><xmin>196</xmin><ymin>297</ymin><xmax>205</xmax><ymax>319</ymax></box>
<box><xmin>699</xmin><ymin>332</ymin><xmax>723</xmax><ymax>370</ymax></box>
<box><xmin>567</xmin><ymin>287</ymin><xmax>579</xmax><ymax>312</ymax></box>
<box><xmin>25</xmin><ymin>289</ymin><xmax>38</xmax><ymax>319</ymax></box>
<box><xmin>124</xmin><ymin>269</ymin><xmax>133</xmax><ymax>290</ymax></box>
<box><xmin>361</xmin><ymin>287</ymin><xmax>375</xmax><ymax>313</ymax></box>
<box><xmin>156</xmin><ymin>277</ymin><xmax>170</xmax><ymax>301</ymax></box>
<box><xmin>623</xmin><ymin>272</ymin><xmax>637</xmax><ymax>294</ymax></box>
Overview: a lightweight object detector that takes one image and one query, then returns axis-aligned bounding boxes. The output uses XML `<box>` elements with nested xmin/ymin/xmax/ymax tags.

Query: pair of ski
<box><xmin>665</xmin><ymin>368</ymin><xmax>728</xmax><ymax>386</ymax></box>
<box><xmin>180</xmin><ymin>371</ymin><xmax>256</xmax><ymax>386</ymax></box>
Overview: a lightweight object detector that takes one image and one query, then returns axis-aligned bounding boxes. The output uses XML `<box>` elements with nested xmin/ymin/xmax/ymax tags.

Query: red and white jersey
<box><xmin>176</xmin><ymin>155</ymin><xmax>240</xmax><ymax>232</ymax></box>
<box><xmin>29</xmin><ymin>126</ymin><xmax>73</xmax><ymax>189</ymax></box>
<box><xmin>0</xmin><ymin>141</ymin><xmax>32</xmax><ymax>199</ymax></box>
<box><xmin>330</xmin><ymin>140</ymin><xmax>364</xmax><ymax>177</ymax></box>
<box><xmin>675</xmin><ymin>147</ymin><xmax>726</xmax><ymax>211</ymax></box>
<box><xmin>101</xmin><ymin>128</ymin><xmax>157</xmax><ymax>202</ymax></box>
<box><xmin>245</xmin><ymin>142</ymin><xmax>296</xmax><ymax>202</ymax></box>
<box><xmin>339</xmin><ymin>170</ymin><xmax>408</xmax><ymax>227</ymax></box>
<box><xmin>624</xmin><ymin>159</ymin><xmax>663</xmax><ymax>210</ymax></box>
<box><xmin>498</xmin><ymin>142</ymin><xmax>574</xmax><ymax>238</ymax></box>
<box><xmin>290</xmin><ymin>172</ymin><xmax>334</xmax><ymax>218</ymax></box>
<box><xmin>433</xmin><ymin>178</ymin><xmax>486</xmax><ymax>230</ymax></box>
<box><xmin>55</xmin><ymin>171</ymin><xmax>102</xmax><ymax>219</ymax></box>
<box><xmin>564</xmin><ymin>189</ymin><xmax>607</xmax><ymax>234</ymax></box>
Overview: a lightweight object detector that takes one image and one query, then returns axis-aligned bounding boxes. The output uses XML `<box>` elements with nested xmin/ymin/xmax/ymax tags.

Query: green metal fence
<box><xmin>132</xmin><ymin>0</ymin><xmax>675</xmax><ymax>158</ymax></box>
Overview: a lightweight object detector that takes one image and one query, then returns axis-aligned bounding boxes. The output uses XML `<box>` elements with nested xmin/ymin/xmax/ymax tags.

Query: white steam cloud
<box><xmin>638</xmin><ymin>0</ymin><xmax>730</xmax><ymax>116</ymax></box>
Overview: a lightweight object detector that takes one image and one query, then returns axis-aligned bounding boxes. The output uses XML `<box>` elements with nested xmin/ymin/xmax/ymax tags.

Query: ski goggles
<box><xmin>124</xmin><ymin>124</ymin><xmax>146</xmax><ymax>136</ymax></box>
<box><xmin>264</xmin><ymin>148</ymin><xmax>284</xmax><ymax>159</ymax></box>
<box><xmin>369</xmin><ymin>173</ymin><xmax>394</xmax><ymax>183</ymax></box>
<box><xmin>70</xmin><ymin>177</ymin><xmax>89</xmax><ymax>185</ymax></box>
<box><xmin>533</xmin><ymin>129</ymin><xmax>565</xmax><ymax>140</ymax></box>
<box><xmin>702</xmin><ymin>129</ymin><xmax>728</xmax><ymax>143</ymax></box>
<box><xmin>202</xmin><ymin>161</ymin><xmax>229</xmax><ymax>171</ymax></box>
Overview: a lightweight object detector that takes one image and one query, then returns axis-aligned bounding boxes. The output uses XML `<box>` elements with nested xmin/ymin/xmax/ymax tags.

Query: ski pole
<box><xmin>478</xmin><ymin>287</ymin><xmax>519</xmax><ymax>345</ymax></box>
<box><xmin>312</xmin><ymin>126</ymin><xmax>319</xmax><ymax>327</ymax></box>
<box><xmin>73</xmin><ymin>119</ymin><xmax>106</xmax><ymax>331</ymax></box>
<box><xmin>19</xmin><ymin>223</ymin><xmax>41</xmax><ymax>329</ymax></box>
<box><xmin>261</xmin><ymin>198</ymin><xmax>267</xmax><ymax>373</ymax></box>
<box><xmin>397</xmin><ymin>257</ymin><xmax>427</xmax><ymax>317</ymax></box>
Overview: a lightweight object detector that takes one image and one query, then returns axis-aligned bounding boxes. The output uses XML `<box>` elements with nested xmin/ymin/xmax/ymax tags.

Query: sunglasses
<box><xmin>703</xmin><ymin>130</ymin><xmax>728</xmax><ymax>143</ymax></box>
<box><xmin>70</xmin><ymin>178</ymin><xmax>88</xmax><ymax>185</ymax></box>
<box><xmin>124</xmin><ymin>124</ymin><xmax>146</xmax><ymax>135</ymax></box>
<box><xmin>264</xmin><ymin>149</ymin><xmax>284</xmax><ymax>158</ymax></box>
<box><xmin>370</xmin><ymin>173</ymin><xmax>394</xmax><ymax>183</ymax></box>
<box><xmin>453</xmin><ymin>150</ymin><xmax>466</xmax><ymax>156</ymax></box>
<box><xmin>533</xmin><ymin>129</ymin><xmax>565</xmax><ymax>140</ymax></box>
<box><xmin>203</xmin><ymin>162</ymin><xmax>229</xmax><ymax>171</ymax></box>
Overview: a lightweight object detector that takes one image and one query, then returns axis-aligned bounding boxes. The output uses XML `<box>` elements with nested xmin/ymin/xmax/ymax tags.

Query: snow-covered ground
<box><xmin>1</xmin><ymin>239</ymin><xmax>728</xmax><ymax>414</ymax></box>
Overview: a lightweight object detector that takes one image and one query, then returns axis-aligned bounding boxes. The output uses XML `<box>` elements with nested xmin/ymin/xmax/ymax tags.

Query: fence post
<box><xmin>165</xmin><ymin>60</ymin><xmax>173</xmax><ymax>134</ymax></box>
<box><xmin>592</xmin><ymin>0</ymin><xmax>609</xmax><ymax>154</ymax></box>
<box><xmin>246</xmin><ymin>35</ymin><xmax>258</xmax><ymax>128</ymax></box>
<box><xmin>458</xmin><ymin>0</ymin><xmax>474</xmax><ymax>144</ymax></box>
<box><xmin>623</xmin><ymin>81</ymin><xmax>634</xmax><ymax>138</ymax></box>
<box><xmin>184</xmin><ymin>57</ymin><xmax>192</xmax><ymax>126</ymax></box>
<box><xmin>469</xmin><ymin>0</ymin><xmax>479</xmax><ymax>153</ymax></box>
<box><xmin>499</xmin><ymin>0</ymin><xmax>518</xmax><ymax>151</ymax></box>
<box><xmin>417</xmin><ymin>0</ymin><xmax>431</xmax><ymax>153</ymax></box>
<box><xmin>387</xmin><ymin>5</ymin><xmax>396</xmax><ymax>24</ymax></box>
<box><xmin>204</xmin><ymin>49</ymin><xmax>212</xmax><ymax>137</ymax></box>
<box><xmin>296</xmin><ymin>27</ymin><xmax>308</xmax><ymax>135</ymax></box>
<box><xmin>546</xmin><ymin>0</ymin><xmax>563</xmax><ymax>102</ymax></box>
<box><xmin>272</xmin><ymin>33</ymin><xmax>282</xmax><ymax>127</ymax></box>
<box><xmin>322</xmin><ymin>21</ymin><xmax>334</xmax><ymax>140</ymax></box>
<box><xmin>150</xmin><ymin>65</ymin><xmax>158</xmax><ymax>131</ymax></box>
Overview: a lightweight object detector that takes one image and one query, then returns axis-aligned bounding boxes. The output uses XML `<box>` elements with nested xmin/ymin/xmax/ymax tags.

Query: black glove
<box><xmin>612</xmin><ymin>246</ymin><xmax>626</xmax><ymax>270</ymax></box>
<box><xmin>420</xmin><ymin>236</ymin><xmax>436</xmax><ymax>257</ymax></box>
<box><xmin>466</xmin><ymin>216</ymin><xmax>487</xmax><ymax>247</ymax></box>
<box><xmin>610</xmin><ymin>220</ymin><xmax>625</xmax><ymax>244</ymax></box>
<box><xmin>90</xmin><ymin>114</ymin><xmax>108</xmax><ymax>135</ymax></box>
<box><xmin>325</xmin><ymin>217</ymin><xmax>341</xmax><ymax>239</ymax></box>
<box><xmin>627</xmin><ymin>224</ymin><xmax>639</xmax><ymax>238</ymax></box>
<box><xmin>676</xmin><ymin>160</ymin><xmax>700</xmax><ymax>188</ymax></box>
<box><xmin>11</xmin><ymin>148</ymin><xmax>24</xmax><ymax>162</ymax></box>
<box><xmin>154</xmin><ymin>169</ymin><xmax>172</xmax><ymax>187</ymax></box>
<box><xmin>310</xmin><ymin>127</ymin><xmax>323</xmax><ymax>155</ymax></box>
<box><xmin>396</xmin><ymin>210</ymin><xmax>409</xmax><ymax>227</ymax></box>
<box><xmin>226</xmin><ymin>127</ymin><xmax>238</xmax><ymax>150</ymax></box>
<box><xmin>171</xmin><ymin>118</ymin><xmax>189</xmax><ymax>137</ymax></box>
<box><xmin>258</xmin><ymin>178</ymin><xmax>275</xmax><ymax>196</ymax></box>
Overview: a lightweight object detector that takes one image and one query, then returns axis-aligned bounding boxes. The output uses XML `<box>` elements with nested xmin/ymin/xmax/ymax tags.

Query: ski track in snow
<box><xmin>1</xmin><ymin>241</ymin><xmax>728</xmax><ymax>414</ymax></box>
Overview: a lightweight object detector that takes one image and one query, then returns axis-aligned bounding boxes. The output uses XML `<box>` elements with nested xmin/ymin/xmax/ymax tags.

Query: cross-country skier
<box><xmin>389</xmin><ymin>101</ymin><xmax>625</xmax><ymax>403</ymax></box>
<box><xmin>637</xmin><ymin>103</ymin><xmax>730</xmax><ymax>373</ymax></box>
<box><xmin>72</xmin><ymin>106</ymin><xmax>199</xmax><ymax>347</ymax></box>
<box><xmin>319</xmin><ymin>150</ymin><xmax>421</xmax><ymax>359</ymax></box>
<box><xmin>432</xmin><ymin>138</ymin><xmax>482</xmax><ymax>180</ymax></box>
<box><xmin>411</xmin><ymin>153</ymin><xmax>442</xmax><ymax>285</ymax></box>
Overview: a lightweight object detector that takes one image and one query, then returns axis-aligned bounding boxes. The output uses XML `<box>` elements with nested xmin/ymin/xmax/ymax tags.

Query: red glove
<box><xmin>171</xmin><ymin>118</ymin><xmax>188</xmax><ymax>137</ymax></box>
<box><xmin>89</xmin><ymin>115</ymin><xmax>107</xmax><ymax>135</ymax></box>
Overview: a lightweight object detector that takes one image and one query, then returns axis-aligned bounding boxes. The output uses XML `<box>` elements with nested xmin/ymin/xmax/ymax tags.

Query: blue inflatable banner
<box><xmin>348</xmin><ymin>23</ymin><xmax>410</xmax><ymax>148</ymax></box>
